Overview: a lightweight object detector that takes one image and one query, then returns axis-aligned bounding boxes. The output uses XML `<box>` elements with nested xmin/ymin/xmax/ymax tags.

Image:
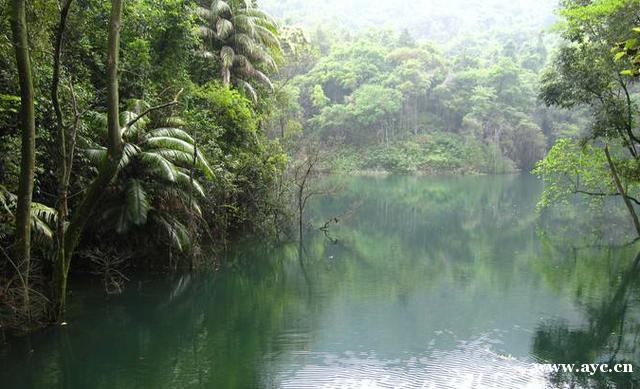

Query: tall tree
<box><xmin>10</xmin><ymin>0</ymin><xmax>36</xmax><ymax>317</ymax></box>
<box><xmin>536</xmin><ymin>0</ymin><xmax>640</xmax><ymax>236</ymax></box>
<box><xmin>198</xmin><ymin>0</ymin><xmax>281</xmax><ymax>101</ymax></box>
<box><xmin>53</xmin><ymin>0</ymin><xmax>125</xmax><ymax>319</ymax></box>
<box><xmin>51</xmin><ymin>0</ymin><xmax>76</xmax><ymax>321</ymax></box>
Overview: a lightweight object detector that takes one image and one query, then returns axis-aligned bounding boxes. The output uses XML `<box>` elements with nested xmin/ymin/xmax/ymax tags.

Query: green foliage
<box><xmin>536</xmin><ymin>0</ymin><xmax>640</xmax><ymax>223</ymax></box>
<box><xmin>613</xmin><ymin>26</ymin><xmax>640</xmax><ymax>76</ymax></box>
<box><xmin>532</xmin><ymin>138</ymin><xmax>614</xmax><ymax>210</ymax></box>
<box><xmin>197</xmin><ymin>0</ymin><xmax>282</xmax><ymax>101</ymax></box>
<box><xmin>183</xmin><ymin>82</ymin><xmax>289</xmax><ymax>239</ymax></box>
<box><xmin>330</xmin><ymin>132</ymin><xmax>488</xmax><ymax>174</ymax></box>
<box><xmin>0</xmin><ymin>185</ymin><xmax>57</xmax><ymax>242</ymax></box>
<box><xmin>310</xmin><ymin>84</ymin><xmax>329</xmax><ymax>109</ymax></box>
<box><xmin>0</xmin><ymin>0</ymin><xmax>289</xmax><ymax>269</ymax></box>
<box><xmin>284</xmin><ymin>28</ymin><xmax>558</xmax><ymax>173</ymax></box>
<box><xmin>350</xmin><ymin>84</ymin><xmax>402</xmax><ymax>125</ymax></box>
<box><xmin>79</xmin><ymin>106</ymin><xmax>213</xmax><ymax>254</ymax></box>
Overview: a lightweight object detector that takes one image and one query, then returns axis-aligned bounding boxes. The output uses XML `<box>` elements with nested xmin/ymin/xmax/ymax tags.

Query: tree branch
<box><xmin>605</xmin><ymin>145</ymin><xmax>640</xmax><ymax>237</ymax></box>
<box><xmin>574</xmin><ymin>190</ymin><xmax>640</xmax><ymax>206</ymax></box>
<box><xmin>124</xmin><ymin>88</ymin><xmax>184</xmax><ymax>129</ymax></box>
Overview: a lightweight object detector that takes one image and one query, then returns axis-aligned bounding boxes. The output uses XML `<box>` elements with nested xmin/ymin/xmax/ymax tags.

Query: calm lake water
<box><xmin>2</xmin><ymin>175</ymin><xmax>640</xmax><ymax>388</ymax></box>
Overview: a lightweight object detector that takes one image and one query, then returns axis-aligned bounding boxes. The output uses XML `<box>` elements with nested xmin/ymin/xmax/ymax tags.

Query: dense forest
<box><xmin>2</xmin><ymin>0</ymin><xmax>640</xmax><ymax>343</ymax></box>
<box><xmin>269</xmin><ymin>29</ymin><xmax>573</xmax><ymax>173</ymax></box>
<box><xmin>0</xmin><ymin>0</ymin><xmax>292</xmax><ymax>328</ymax></box>
<box><xmin>258</xmin><ymin>0</ymin><xmax>587</xmax><ymax>174</ymax></box>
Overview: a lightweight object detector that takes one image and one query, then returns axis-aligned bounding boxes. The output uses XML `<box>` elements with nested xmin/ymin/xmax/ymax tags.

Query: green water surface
<box><xmin>2</xmin><ymin>175</ymin><xmax>639</xmax><ymax>388</ymax></box>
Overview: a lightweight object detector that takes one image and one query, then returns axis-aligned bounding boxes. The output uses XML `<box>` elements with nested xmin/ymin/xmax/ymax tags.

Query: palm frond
<box><xmin>30</xmin><ymin>202</ymin><xmax>57</xmax><ymax>240</ymax></box>
<box><xmin>232</xmin><ymin>54</ymin><xmax>255</xmax><ymax>75</ymax></box>
<box><xmin>147</xmin><ymin>128</ymin><xmax>195</xmax><ymax>143</ymax></box>
<box><xmin>197</xmin><ymin>0</ymin><xmax>281</xmax><ymax>100</ymax></box>
<box><xmin>121</xmin><ymin>110</ymin><xmax>147</xmax><ymax>138</ymax></box>
<box><xmin>243</xmin><ymin>8</ymin><xmax>277</xmax><ymax>25</ymax></box>
<box><xmin>162</xmin><ymin>117</ymin><xmax>187</xmax><ymax>127</ymax></box>
<box><xmin>145</xmin><ymin>136</ymin><xmax>196</xmax><ymax>154</ymax></box>
<box><xmin>151</xmin><ymin>213</ymin><xmax>190</xmax><ymax>251</ymax></box>
<box><xmin>84</xmin><ymin>147</ymin><xmax>108</xmax><ymax>165</ymax></box>
<box><xmin>216</xmin><ymin>18</ymin><xmax>234</xmax><ymax>39</ymax></box>
<box><xmin>237</xmin><ymin>79</ymin><xmax>258</xmax><ymax>102</ymax></box>
<box><xmin>198</xmin><ymin>26</ymin><xmax>216</xmax><ymax>40</ymax></box>
<box><xmin>211</xmin><ymin>0</ymin><xmax>231</xmax><ymax>19</ymax></box>
<box><xmin>0</xmin><ymin>185</ymin><xmax>16</xmax><ymax>214</ymax></box>
<box><xmin>175</xmin><ymin>171</ymin><xmax>206</xmax><ymax>198</ymax></box>
<box><xmin>233</xmin><ymin>15</ymin><xmax>256</xmax><ymax>38</ymax></box>
<box><xmin>220</xmin><ymin>46</ymin><xmax>235</xmax><ymax>69</ymax></box>
<box><xmin>119</xmin><ymin>143</ymin><xmax>142</xmax><ymax>170</ymax></box>
<box><xmin>144</xmin><ymin>136</ymin><xmax>214</xmax><ymax>177</ymax></box>
<box><xmin>161</xmin><ymin>186</ymin><xmax>204</xmax><ymax>217</ymax></box>
<box><xmin>253</xmin><ymin>70</ymin><xmax>275</xmax><ymax>91</ymax></box>
<box><xmin>139</xmin><ymin>152</ymin><xmax>178</xmax><ymax>182</ymax></box>
<box><xmin>125</xmin><ymin>179</ymin><xmax>150</xmax><ymax>227</ymax></box>
<box><xmin>196</xmin><ymin>6</ymin><xmax>211</xmax><ymax>19</ymax></box>
<box><xmin>232</xmin><ymin>32</ymin><xmax>258</xmax><ymax>56</ymax></box>
<box><xmin>254</xmin><ymin>25</ymin><xmax>281</xmax><ymax>49</ymax></box>
<box><xmin>155</xmin><ymin>149</ymin><xmax>214</xmax><ymax>178</ymax></box>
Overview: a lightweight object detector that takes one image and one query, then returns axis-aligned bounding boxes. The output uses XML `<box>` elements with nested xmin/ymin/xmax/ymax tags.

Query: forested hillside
<box><xmin>265</xmin><ymin>26</ymin><xmax>585</xmax><ymax>173</ymax></box>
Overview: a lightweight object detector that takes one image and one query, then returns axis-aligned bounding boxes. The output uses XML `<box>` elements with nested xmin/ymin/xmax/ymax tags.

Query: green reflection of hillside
<box><xmin>303</xmin><ymin>175</ymin><xmax>543</xmax><ymax>297</ymax></box>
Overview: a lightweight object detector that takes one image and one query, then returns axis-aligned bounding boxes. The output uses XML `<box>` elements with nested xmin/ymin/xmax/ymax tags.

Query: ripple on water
<box><xmin>273</xmin><ymin>337</ymin><xmax>548</xmax><ymax>389</ymax></box>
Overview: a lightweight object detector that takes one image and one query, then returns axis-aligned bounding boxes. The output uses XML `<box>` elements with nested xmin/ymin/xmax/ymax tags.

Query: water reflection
<box><xmin>1</xmin><ymin>175</ymin><xmax>639</xmax><ymax>388</ymax></box>
<box><xmin>532</xmin><ymin>250</ymin><xmax>640</xmax><ymax>388</ymax></box>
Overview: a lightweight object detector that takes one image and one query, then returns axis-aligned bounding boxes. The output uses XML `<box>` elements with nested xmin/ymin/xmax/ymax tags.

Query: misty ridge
<box><xmin>262</xmin><ymin>0</ymin><xmax>558</xmax><ymax>41</ymax></box>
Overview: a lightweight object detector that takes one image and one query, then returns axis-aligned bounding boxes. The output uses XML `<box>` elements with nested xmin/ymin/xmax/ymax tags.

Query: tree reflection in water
<box><xmin>533</xmin><ymin>251</ymin><xmax>640</xmax><ymax>388</ymax></box>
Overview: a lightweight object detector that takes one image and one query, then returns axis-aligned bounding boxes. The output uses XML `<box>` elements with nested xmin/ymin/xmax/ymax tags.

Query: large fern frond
<box><xmin>151</xmin><ymin>213</ymin><xmax>191</xmax><ymax>252</ymax></box>
<box><xmin>119</xmin><ymin>143</ymin><xmax>142</xmax><ymax>170</ymax></box>
<box><xmin>138</xmin><ymin>152</ymin><xmax>178</xmax><ymax>182</ymax></box>
<box><xmin>84</xmin><ymin>147</ymin><xmax>108</xmax><ymax>165</ymax></box>
<box><xmin>211</xmin><ymin>0</ymin><xmax>231</xmax><ymax>19</ymax></box>
<box><xmin>175</xmin><ymin>171</ymin><xmax>206</xmax><ymax>198</ymax></box>
<box><xmin>30</xmin><ymin>203</ymin><xmax>57</xmax><ymax>240</ymax></box>
<box><xmin>236</xmin><ymin>79</ymin><xmax>258</xmax><ymax>102</ymax></box>
<box><xmin>125</xmin><ymin>179</ymin><xmax>150</xmax><ymax>227</ymax></box>
<box><xmin>216</xmin><ymin>18</ymin><xmax>234</xmax><ymax>40</ymax></box>
<box><xmin>147</xmin><ymin>128</ymin><xmax>195</xmax><ymax>144</ymax></box>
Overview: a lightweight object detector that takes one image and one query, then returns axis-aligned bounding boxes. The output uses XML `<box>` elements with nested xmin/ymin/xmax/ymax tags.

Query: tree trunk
<box><xmin>51</xmin><ymin>0</ymin><xmax>74</xmax><ymax>322</ymax></box>
<box><xmin>604</xmin><ymin>145</ymin><xmax>640</xmax><ymax>237</ymax></box>
<box><xmin>11</xmin><ymin>0</ymin><xmax>36</xmax><ymax>318</ymax></box>
<box><xmin>54</xmin><ymin>0</ymin><xmax>125</xmax><ymax>320</ymax></box>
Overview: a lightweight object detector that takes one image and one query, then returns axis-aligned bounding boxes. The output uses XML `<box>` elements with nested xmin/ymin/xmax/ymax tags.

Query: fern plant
<box><xmin>82</xmin><ymin>105</ymin><xmax>214</xmax><ymax>253</ymax></box>
<box><xmin>0</xmin><ymin>185</ymin><xmax>57</xmax><ymax>243</ymax></box>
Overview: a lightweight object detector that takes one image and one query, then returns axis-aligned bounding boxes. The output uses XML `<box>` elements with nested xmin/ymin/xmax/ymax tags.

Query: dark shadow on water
<box><xmin>532</xmin><ymin>251</ymin><xmax>640</xmax><ymax>388</ymax></box>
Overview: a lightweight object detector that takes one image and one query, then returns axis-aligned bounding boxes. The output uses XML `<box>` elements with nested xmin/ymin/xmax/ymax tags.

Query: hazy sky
<box><xmin>262</xmin><ymin>0</ymin><xmax>558</xmax><ymax>41</ymax></box>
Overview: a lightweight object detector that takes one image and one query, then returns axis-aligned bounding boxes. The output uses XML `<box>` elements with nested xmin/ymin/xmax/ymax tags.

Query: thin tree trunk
<box><xmin>11</xmin><ymin>0</ymin><xmax>36</xmax><ymax>318</ymax></box>
<box><xmin>51</xmin><ymin>0</ymin><xmax>74</xmax><ymax>322</ymax></box>
<box><xmin>54</xmin><ymin>0</ymin><xmax>125</xmax><ymax>319</ymax></box>
<box><xmin>605</xmin><ymin>145</ymin><xmax>640</xmax><ymax>237</ymax></box>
